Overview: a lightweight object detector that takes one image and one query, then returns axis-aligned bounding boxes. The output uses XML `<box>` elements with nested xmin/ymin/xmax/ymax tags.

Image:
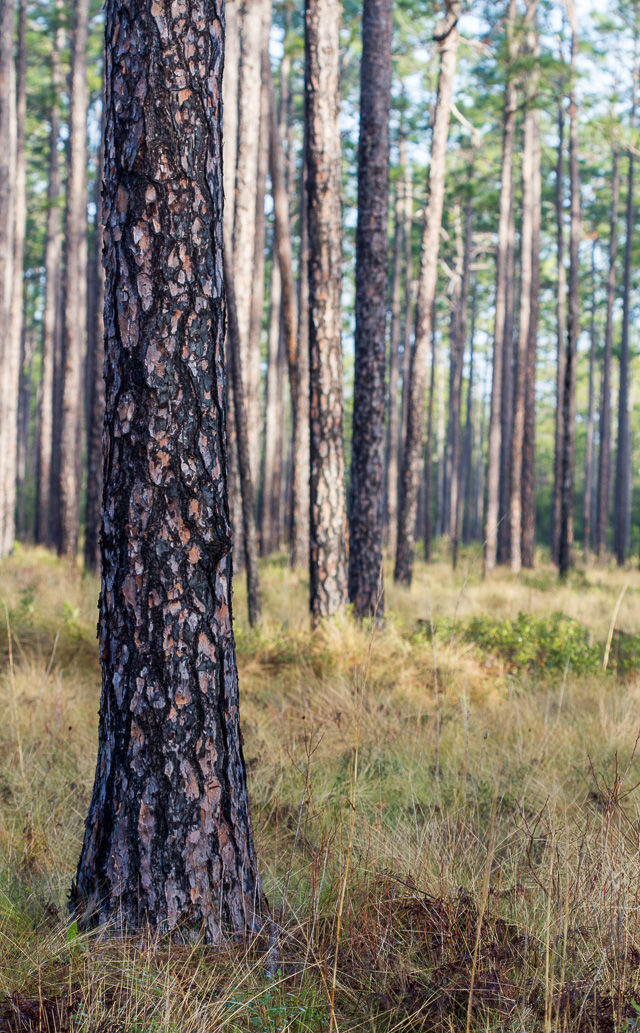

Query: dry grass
<box><xmin>1</xmin><ymin>543</ymin><xmax>640</xmax><ymax>1030</ymax></box>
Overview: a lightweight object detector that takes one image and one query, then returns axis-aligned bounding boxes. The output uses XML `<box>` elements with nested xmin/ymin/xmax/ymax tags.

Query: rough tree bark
<box><xmin>84</xmin><ymin>135</ymin><xmax>106</xmax><ymax>571</ymax></box>
<box><xmin>2</xmin><ymin>0</ymin><xmax>27</xmax><ymax>555</ymax></box>
<box><xmin>614</xmin><ymin>36</ymin><xmax>638</xmax><ymax>567</ymax></box>
<box><xmin>394</xmin><ymin>1</ymin><xmax>459</xmax><ymax>586</ymax></box>
<box><xmin>596</xmin><ymin>150</ymin><xmax>619</xmax><ymax>562</ymax></box>
<box><xmin>36</xmin><ymin>19</ymin><xmax>64</xmax><ymax>548</ymax></box>
<box><xmin>72</xmin><ymin>0</ymin><xmax>264</xmax><ymax>937</ymax></box>
<box><xmin>305</xmin><ymin>0</ymin><xmax>348</xmax><ymax>618</ymax></box>
<box><xmin>552</xmin><ymin>100</ymin><xmax>567</xmax><ymax>565</ymax></box>
<box><xmin>348</xmin><ymin>0</ymin><xmax>393</xmax><ymax>619</ymax></box>
<box><xmin>485</xmin><ymin>0</ymin><xmax>516</xmax><ymax>572</ymax></box>
<box><xmin>58</xmin><ymin>0</ymin><xmax>89</xmax><ymax>557</ymax></box>
<box><xmin>385</xmin><ymin>138</ymin><xmax>405</xmax><ymax>559</ymax></box>
<box><xmin>559</xmin><ymin>4</ymin><xmax>580</xmax><ymax>578</ymax></box>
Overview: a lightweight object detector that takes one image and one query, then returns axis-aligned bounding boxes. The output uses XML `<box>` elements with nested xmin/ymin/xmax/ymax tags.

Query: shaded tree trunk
<box><xmin>521</xmin><ymin>67</ymin><xmax>540</xmax><ymax>570</ymax></box>
<box><xmin>72</xmin><ymin>0</ymin><xmax>264</xmax><ymax>937</ymax></box>
<box><xmin>436</xmin><ymin>342</ymin><xmax>446</xmax><ymax>537</ymax></box>
<box><xmin>444</xmin><ymin>198</ymin><xmax>463</xmax><ymax>540</ymax></box>
<box><xmin>559</xmin><ymin>6</ymin><xmax>581</xmax><ymax>578</ymax></box>
<box><xmin>552</xmin><ymin>100</ymin><xmax>567</xmax><ymax>565</ymax></box>
<box><xmin>395</xmin><ymin>1</ymin><xmax>459</xmax><ymax>586</ymax></box>
<box><xmin>473</xmin><ymin>371</ymin><xmax>487</xmax><ymax>541</ymax></box>
<box><xmin>290</xmin><ymin>150</ymin><xmax>310</xmax><ymax>569</ymax></box>
<box><xmin>497</xmin><ymin>188</ymin><xmax>516</xmax><ymax>565</ymax></box>
<box><xmin>614</xmin><ymin>37</ymin><xmax>638</xmax><ymax>567</ymax></box>
<box><xmin>461</xmin><ymin>281</ymin><xmax>477</xmax><ymax>545</ymax></box>
<box><xmin>583</xmin><ymin>241</ymin><xmax>597</xmax><ymax>561</ymax></box>
<box><xmin>305</xmin><ymin>0</ymin><xmax>348</xmax><ymax>618</ymax></box>
<box><xmin>385</xmin><ymin>139</ymin><xmax>405</xmax><ymax>559</ymax></box>
<box><xmin>451</xmin><ymin>191</ymin><xmax>472</xmax><ymax>569</ymax></box>
<box><xmin>16</xmin><ymin>329</ymin><xmax>34</xmax><ymax>539</ymax></box>
<box><xmin>400</xmin><ymin>161</ymin><xmax>413</xmax><ymax>459</ymax></box>
<box><xmin>596</xmin><ymin>150</ymin><xmax>619</xmax><ymax>562</ymax></box>
<box><xmin>84</xmin><ymin>134</ymin><xmax>106</xmax><ymax>571</ymax></box>
<box><xmin>485</xmin><ymin>0</ymin><xmax>516</xmax><ymax>572</ymax></box>
<box><xmin>423</xmin><ymin>303</ymin><xmax>437</xmax><ymax>560</ymax></box>
<box><xmin>348</xmin><ymin>0</ymin><xmax>392</xmax><ymax>619</ymax></box>
<box><xmin>259</xmin><ymin>247</ymin><xmax>282</xmax><ymax>556</ymax></box>
<box><xmin>59</xmin><ymin>0</ymin><xmax>89</xmax><ymax>557</ymax></box>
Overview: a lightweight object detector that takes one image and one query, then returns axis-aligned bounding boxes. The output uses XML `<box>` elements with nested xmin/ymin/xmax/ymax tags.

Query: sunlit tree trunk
<box><xmin>348</xmin><ymin>0</ymin><xmax>393</xmax><ymax>618</ymax></box>
<box><xmin>290</xmin><ymin>151</ymin><xmax>310</xmax><ymax>568</ymax></box>
<box><xmin>84</xmin><ymin>133</ymin><xmax>105</xmax><ymax>571</ymax></box>
<box><xmin>461</xmin><ymin>282</ymin><xmax>477</xmax><ymax>545</ymax></box>
<box><xmin>485</xmin><ymin>0</ymin><xmax>516</xmax><ymax>572</ymax></box>
<box><xmin>72</xmin><ymin>0</ymin><xmax>264</xmax><ymax>936</ymax></box>
<box><xmin>305</xmin><ymin>0</ymin><xmax>348</xmax><ymax>618</ymax></box>
<box><xmin>451</xmin><ymin>191</ymin><xmax>472</xmax><ymax>569</ymax></box>
<box><xmin>399</xmin><ymin>161</ymin><xmax>413</xmax><ymax>459</ymax></box>
<box><xmin>597</xmin><ymin>149</ymin><xmax>619</xmax><ymax>562</ymax></box>
<box><xmin>58</xmin><ymin>0</ymin><xmax>89</xmax><ymax>557</ymax></box>
<box><xmin>385</xmin><ymin>139</ymin><xmax>405</xmax><ymax>559</ymax></box>
<box><xmin>260</xmin><ymin>248</ymin><xmax>281</xmax><ymax>556</ymax></box>
<box><xmin>497</xmin><ymin>188</ymin><xmax>516</xmax><ymax>565</ymax></box>
<box><xmin>552</xmin><ymin>100</ymin><xmax>567</xmax><ymax>565</ymax></box>
<box><xmin>395</xmin><ymin>1</ymin><xmax>459</xmax><ymax>586</ymax></box>
<box><xmin>583</xmin><ymin>242</ymin><xmax>597</xmax><ymax>561</ymax></box>
<box><xmin>423</xmin><ymin>303</ymin><xmax>437</xmax><ymax>560</ymax></box>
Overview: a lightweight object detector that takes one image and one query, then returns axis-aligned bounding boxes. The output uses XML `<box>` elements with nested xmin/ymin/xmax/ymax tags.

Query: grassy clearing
<box><xmin>1</xmin><ymin>544</ymin><xmax>640</xmax><ymax>1030</ymax></box>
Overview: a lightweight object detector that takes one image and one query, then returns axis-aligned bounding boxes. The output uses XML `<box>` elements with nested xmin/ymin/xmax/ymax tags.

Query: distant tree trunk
<box><xmin>445</xmin><ymin>198</ymin><xmax>463</xmax><ymax>541</ymax></box>
<box><xmin>58</xmin><ymin>0</ymin><xmax>89</xmax><ymax>557</ymax></box>
<box><xmin>462</xmin><ymin>281</ymin><xmax>477</xmax><ymax>545</ymax></box>
<box><xmin>37</xmin><ymin>68</ymin><xmax>63</xmax><ymax>547</ymax></box>
<box><xmin>72</xmin><ymin>0</ymin><xmax>264</xmax><ymax>937</ymax></box>
<box><xmin>497</xmin><ymin>188</ymin><xmax>516</xmax><ymax>565</ymax></box>
<box><xmin>1</xmin><ymin>0</ymin><xmax>26</xmax><ymax>555</ymax></box>
<box><xmin>395</xmin><ymin>1</ymin><xmax>459</xmax><ymax>586</ymax></box>
<box><xmin>473</xmin><ymin>372</ymin><xmax>487</xmax><ymax>541</ymax></box>
<box><xmin>597</xmin><ymin>150</ymin><xmax>619</xmax><ymax>562</ymax></box>
<box><xmin>400</xmin><ymin>161</ymin><xmax>413</xmax><ymax>458</ymax></box>
<box><xmin>521</xmin><ymin>50</ymin><xmax>540</xmax><ymax>571</ymax></box>
<box><xmin>451</xmin><ymin>191</ymin><xmax>472</xmax><ymax>569</ymax></box>
<box><xmin>583</xmin><ymin>242</ymin><xmax>597</xmax><ymax>561</ymax></box>
<box><xmin>290</xmin><ymin>150</ymin><xmax>310</xmax><ymax>568</ymax></box>
<box><xmin>84</xmin><ymin>136</ymin><xmax>105</xmax><ymax>572</ymax></box>
<box><xmin>436</xmin><ymin>343</ymin><xmax>446</xmax><ymax>536</ymax></box>
<box><xmin>614</xmin><ymin>38</ymin><xmax>638</xmax><ymax>567</ymax></box>
<box><xmin>385</xmin><ymin>139</ymin><xmax>405</xmax><ymax>559</ymax></box>
<box><xmin>225</xmin><ymin>252</ymin><xmax>262</xmax><ymax>627</ymax></box>
<box><xmin>559</xmin><ymin>6</ymin><xmax>581</xmax><ymax>578</ymax></box>
<box><xmin>510</xmin><ymin>103</ymin><xmax>535</xmax><ymax>573</ymax></box>
<box><xmin>423</xmin><ymin>303</ymin><xmax>437</xmax><ymax>560</ymax></box>
<box><xmin>234</xmin><ymin>0</ymin><xmax>265</xmax><ymax>479</ymax></box>
<box><xmin>260</xmin><ymin>249</ymin><xmax>281</xmax><ymax>556</ymax></box>
<box><xmin>305</xmin><ymin>0</ymin><xmax>348</xmax><ymax>618</ymax></box>
<box><xmin>348</xmin><ymin>0</ymin><xmax>392</xmax><ymax>619</ymax></box>
<box><xmin>552</xmin><ymin>100</ymin><xmax>567</xmax><ymax>565</ymax></box>
<box><xmin>223</xmin><ymin>0</ymin><xmax>239</xmax><ymax>229</ymax></box>
<box><xmin>485</xmin><ymin>0</ymin><xmax>516</xmax><ymax>572</ymax></box>
<box><xmin>16</xmin><ymin>329</ymin><xmax>34</xmax><ymax>539</ymax></box>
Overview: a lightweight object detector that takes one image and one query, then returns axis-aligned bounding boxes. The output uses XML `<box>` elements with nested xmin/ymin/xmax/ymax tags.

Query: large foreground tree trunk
<box><xmin>72</xmin><ymin>0</ymin><xmax>264</xmax><ymax>938</ymax></box>
<box><xmin>559</xmin><ymin>6</ymin><xmax>581</xmax><ymax>578</ymax></box>
<box><xmin>348</xmin><ymin>0</ymin><xmax>392</xmax><ymax>619</ymax></box>
<box><xmin>485</xmin><ymin>0</ymin><xmax>516</xmax><ymax>572</ymax></box>
<box><xmin>59</xmin><ymin>0</ymin><xmax>89</xmax><ymax>557</ymax></box>
<box><xmin>596</xmin><ymin>150</ymin><xmax>619</xmax><ymax>562</ymax></box>
<box><xmin>395</xmin><ymin>1</ymin><xmax>459</xmax><ymax>586</ymax></box>
<box><xmin>305</xmin><ymin>0</ymin><xmax>348</xmax><ymax>619</ymax></box>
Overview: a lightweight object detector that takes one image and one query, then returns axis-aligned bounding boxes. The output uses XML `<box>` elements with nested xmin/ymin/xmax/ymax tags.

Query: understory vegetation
<box><xmin>2</xmin><ymin>545</ymin><xmax>640</xmax><ymax>1031</ymax></box>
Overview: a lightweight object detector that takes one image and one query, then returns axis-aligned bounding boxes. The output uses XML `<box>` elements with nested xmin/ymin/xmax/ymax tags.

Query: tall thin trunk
<box><xmin>395</xmin><ymin>1</ymin><xmax>459</xmax><ymax>586</ymax></box>
<box><xmin>73</xmin><ymin>0</ymin><xmax>264</xmax><ymax>934</ymax></box>
<box><xmin>16</xmin><ymin>328</ymin><xmax>34</xmax><ymax>539</ymax></box>
<box><xmin>614</xmin><ymin>36</ymin><xmax>638</xmax><ymax>567</ymax></box>
<box><xmin>234</xmin><ymin>0</ymin><xmax>266</xmax><ymax>478</ymax></box>
<box><xmin>385</xmin><ymin>139</ymin><xmax>405</xmax><ymax>559</ymax></box>
<box><xmin>305</xmin><ymin>0</ymin><xmax>348</xmax><ymax>618</ymax></box>
<box><xmin>559</xmin><ymin>6</ymin><xmax>581</xmax><ymax>578</ymax></box>
<box><xmin>58</xmin><ymin>0</ymin><xmax>89</xmax><ymax>557</ymax></box>
<box><xmin>225</xmin><ymin>251</ymin><xmax>262</xmax><ymax>627</ymax></box>
<box><xmin>552</xmin><ymin>100</ymin><xmax>567</xmax><ymax>565</ymax></box>
<box><xmin>348</xmin><ymin>0</ymin><xmax>393</xmax><ymax>619</ymax></box>
<box><xmin>423</xmin><ymin>303</ymin><xmax>437</xmax><ymax>560</ymax></box>
<box><xmin>290</xmin><ymin>150</ymin><xmax>310</xmax><ymax>568</ymax></box>
<box><xmin>400</xmin><ymin>161</ymin><xmax>413</xmax><ymax>458</ymax></box>
<box><xmin>485</xmin><ymin>0</ymin><xmax>516</xmax><ymax>572</ymax></box>
<box><xmin>84</xmin><ymin>133</ymin><xmax>105</xmax><ymax>572</ymax></box>
<box><xmin>444</xmin><ymin>199</ymin><xmax>463</xmax><ymax>540</ymax></box>
<box><xmin>2</xmin><ymin>0</ymin><xmax>26</xmax><ymax>555</ymax></box>
<box><xmin>597</xmin><ymin>149</ymin><xmax>619</xmax><ymax>562</ymax></box>
<box><xmin>451</xmin><ymin>190</ymin><xmax>472</xmax><ymax>569</ymax></box>
<box><xmin>497</xmin><ymin>186</ymin><xmax>516</xmax><ymax>564</ymax></box>
<box><xmin>436</xmin><ymin>342</ymin><xmax>446</xmax><ymax>536</ymax></box>
<box><xmin>583</xmin><ymin>242</ymin><xmax>597</xmax><ymax>561</ymax></box>
<box><xmin>260</xmin><ymin>248</ymin><xmax>281</xmax><ymax>556</ymax></box>
<box><xmin>521</xmin><ymin>100</ymin><xmax>541</xmax><ymax>566</ymax></box>
<box><xmin>473</xmin><ymin>372</ymin><xmax>487</xmax><ymax>541</ymax></box>
<box><xmin>462</xmin><ymin>280</ymin><xmax>477</xmax><ymax>545</ymax></box>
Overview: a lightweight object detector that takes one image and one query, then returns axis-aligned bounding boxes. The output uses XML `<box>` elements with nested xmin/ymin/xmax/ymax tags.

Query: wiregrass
<box><xmin>1</xmin><ymin>543</ymin><xmax>640</xmax><ymax>1030</ymax></box>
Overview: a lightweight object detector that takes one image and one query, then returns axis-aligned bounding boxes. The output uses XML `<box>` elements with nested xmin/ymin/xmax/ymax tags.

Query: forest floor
<box><xmin>2</xmin><ymin>543</ymin><xmax>640</xmax><ymax>1031</ymax></box>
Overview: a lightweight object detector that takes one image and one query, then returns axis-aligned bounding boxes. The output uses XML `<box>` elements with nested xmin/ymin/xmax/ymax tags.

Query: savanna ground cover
<box><xmin>1</xmin><ymin>544</ymin><xmax>640</xmax><ymax>1031</ymax></box>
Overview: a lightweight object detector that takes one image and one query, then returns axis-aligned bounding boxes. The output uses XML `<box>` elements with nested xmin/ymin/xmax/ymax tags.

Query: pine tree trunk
<box><xmin>348</xmin><ymin>0</ymin><xmax>392</xmax><ymax>619</ymax></box>
<box><xmin>597</xmin><ymin>150</ymin><xmax>619</xmax><ymax>562</ymax></box>
<box><xmin>436</xmin><ymin>343</ymin><xmax>446</xmax><ymax>537</ymax></box>
<box><xmin>485</xmin><ymin>0</ymin><xmax>516</xmax><ymax>572</ymax></box>
<box><xmin>58</xmin><ymin>0</ymin><xmax>89</xmax><ymax>557</ymax></box>
<box><xmin>559</xmin><ymin>8</ymin><xmax>581</xmax><ymax>578</ymax></box>
<box><xmin>583</xmin><ymin>242</ymin><xmax>597</xmax><ymax>561</ymax></box>
<box><xmin>400</xmin><ymin>160</ymin><xmax>413</xmax><ymax>459</ymax></box>
<box><xmin>290</xmin><ymin>151</ymin><xmax>310</xmax><ymax>568</ymax></box>
<box><xmin>84</xmin><ymin>135</ymin><xmax>105</xmax><ymax>572</ymax></box>
<box><xmin>462</xmin><ymin>281</ymin><xmax>477</xmax><ymax>545</ymax></box>
<box><xmin>423</xmin><ymin>303</ymin><xmax>437</xmax><ymax>560</ymax></box>
<box><xmin>1</xmin><ymin>0</ymin><xmax>26</xmax><ymax>555</ymax></box>
<box><xmin>497</xmin><ymin>188</ymin><xmax>516</xmax><ymax>565</ymax></box>
<box><xmin>16</xmin><ymin>328</ymin><xmax>34</xmax><ymax>539</ymax></box>
<box><xmin>233</xmin><ymin>0</ymin><xmax>266</xmax><ymax>479</ymax></box>
<box><xmin>451</xmin><ymin>191</ymin><xmax>472</xmax><ymax>569</ymax></box>
<box><xmin>473</xmin><ymin>372</ymin><xmax>487</xmax><ymax>541</ymax></box>
<box><xmin>305</xmin><ymin>0</ymin><xmax>348</xmax><ymax>618</ymax></box>
<box><xmin>259</xmin><ymin>248</ymin><xmax>281</xmax><ymax>556</ymax></box>
<box><xmin>395</xmin><ymin>1</ymin><xmax>459</xmax><ymax>586</ymax></box>
<box><xmin>444</xmin><ymin>199</ymin><xmax>463</xmax><ymax>541</ymax></box>
<box><xmin>72</xmin><ymin>0</ymin><xmax>264</xmax><ymax>938</ymax></box>
<box><xmin>614</xmin><ymin>39</ymin><xmax>638</xmax><ymax>567</ymax></box>
<box><xmin>552</xmin><ymin>101</ymin><xmax>567</xmax><ymax>565</ymax></box>
<box><xmin>521</xmin><ymin>80</ymin><xmax>541</xmax><ymax>569</ymax></box>
<box><xmin>385</xmin><ymin>142</ymin><xmax>405</xmax><ymax>559</ymax></box>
